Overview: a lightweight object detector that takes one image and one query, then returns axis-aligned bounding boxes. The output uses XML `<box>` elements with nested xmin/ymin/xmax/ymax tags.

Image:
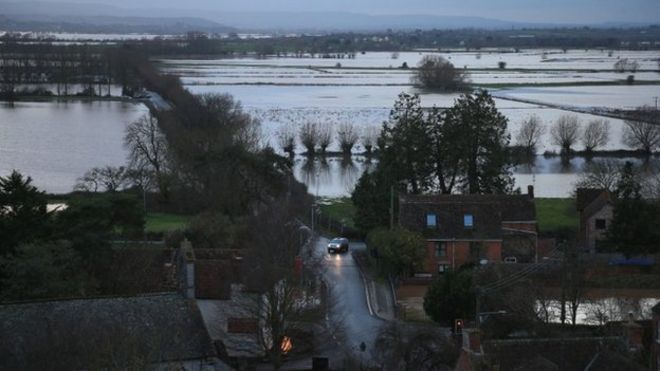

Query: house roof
<box><xmin>197</xmin><ymin>285</ymin><xmax>263</xmax><ymax>359</ymax></box>
<box><xmin>582</xmin><ymin>191</ymin><xmax>613</xmax><ymax>220</ymax></box>
<box><xmin>576</xmin><ymin>188</ymin><xmax>607</xmax><ymax>211</ymax></box>
<box><xmin>195</xmin><ymin>259</ymin><xmax>232</xmax><ymax>299</ymax></box>
<box><xmin>584</xmin><ymin>351</ymin><xmax>647</xmax><ymax>371</ymax></box>
<box><xmin>97</xmin><ymin>247</ymin><xmax>177</xmax><ymax>295</ymax></box>
<box><xmin>482</xmin><ymin>337</ymin><xmax>635</xmax><ymax>371</ymax></box>
<box><xmin>0</xmin><ymin>293</ymin><xmax>217</xmax><ymax>370</ymax></box>
<box><xmin>399</xmin><ymin>194</ymin><xmax>536</xmax><ymax>240</ymax></box>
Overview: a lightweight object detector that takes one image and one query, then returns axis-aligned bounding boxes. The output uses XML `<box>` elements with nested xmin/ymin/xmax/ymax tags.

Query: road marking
<box><xmin>361</xmin><ymin>270</ymin><xmax>375</xmax><ymax>316</ymax></box>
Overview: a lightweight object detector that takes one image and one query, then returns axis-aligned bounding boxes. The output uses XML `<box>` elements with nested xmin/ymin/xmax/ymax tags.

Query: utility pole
<box><xmin>389</xmin><ymin>185</ymin><xmax>394</xmax><ymax>230</ymax></box>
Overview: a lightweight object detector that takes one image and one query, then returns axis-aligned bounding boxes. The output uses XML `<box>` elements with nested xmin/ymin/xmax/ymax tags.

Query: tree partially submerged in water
<box><xmin>515</xmin><ymin>114</ymin><xmax>546</xmax><ymax>156</ymax></box>
<box><xmin>623</xmin><ymin>106</ymin><xmax>660</xmax><ymax>154</ymax></box>
<box><xmin>337</xmin><ymin>122</ymin><xmax>359</xmax><ymax>155</ymax></box>
<box><xmin>550</xmin><ymin>114</ymin><xmax>580</xmax><ymax>154</ymax></box>
<box><xmin>581</xmin><ymin>119</ymin><xmax>610</xmax><ymax>153</ymax></box>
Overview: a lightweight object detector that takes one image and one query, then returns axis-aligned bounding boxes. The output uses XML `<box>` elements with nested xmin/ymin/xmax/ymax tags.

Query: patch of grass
<box><xmin>318</xmin><ymin>197</ymin><xmax>356</xmax><ymax>229</ymax></box>
<box><xmin>145</xmin><ymin>212</ymin><xmax>190</xmax><ymax>233</ymax></box>
<box><xmin>535</xmin><ymin>198</ymin><xmax>578</xmax><ymax>235</ymax></box>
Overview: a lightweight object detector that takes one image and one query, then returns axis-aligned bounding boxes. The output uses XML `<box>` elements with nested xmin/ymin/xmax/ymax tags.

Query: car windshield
<box><xmin>330</xmin><ymin>238</ymin><xmax>344</xmax><ymax>244</ymax></box>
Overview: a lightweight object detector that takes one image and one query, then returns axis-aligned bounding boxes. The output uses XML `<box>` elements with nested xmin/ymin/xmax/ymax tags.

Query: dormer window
<box><xmin>464</xmin><ymin>214</ymin><xmax>474</xmax><ymax>228</ymax></box>
<box><xmin>426</xmin><ymin>213</ymin><xmax>437</xmax><ymax>228</ymax></box>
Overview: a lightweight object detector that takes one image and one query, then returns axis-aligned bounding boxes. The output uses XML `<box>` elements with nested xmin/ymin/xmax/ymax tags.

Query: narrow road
<box><xmin>314</xmin><ymin>236</ymin><xmax>385</xmax><ymax>365</ymax></box>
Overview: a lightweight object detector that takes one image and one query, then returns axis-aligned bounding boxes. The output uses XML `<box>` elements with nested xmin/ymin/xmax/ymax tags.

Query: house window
<box><xmin>426</xmin><ymin>213</ymin><xmax>437</xmax><ymax>228</ymax></box>
<box><xmin>435</xmin><ymin>242</ymin><xmax>447</xmax><ymax>257</ymax></box>
<box><xmin>438</xmin><ymin>264</ymin><xmax>450</xmax><ymax>273</ymax></box>
<box><xmin>464</xmin><ymin>214</ymin><xmax>474</xmax><ymax>228</ymax></box>
<box><xmin>595</xmin><ymin>219</ymin><xmax>606</xmax><ymax>230</ymax></box>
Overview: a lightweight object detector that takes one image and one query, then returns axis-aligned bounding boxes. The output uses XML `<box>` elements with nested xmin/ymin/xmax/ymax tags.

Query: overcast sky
<box><xmin>5</xmin><ymin>0</ymin><xmax>660</xmax><ymax>23</ymax></box>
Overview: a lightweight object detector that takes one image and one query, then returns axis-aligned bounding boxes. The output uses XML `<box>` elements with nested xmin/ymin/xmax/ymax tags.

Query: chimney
<box><xmin>462</xmin><ymin>328</ymin><xmax>481</xmax><ymax>354</ymax></box>
<box><xmin>527</xmin><ymin>185</ymin><xmax>535</xmax><ymax>199</ymax></box>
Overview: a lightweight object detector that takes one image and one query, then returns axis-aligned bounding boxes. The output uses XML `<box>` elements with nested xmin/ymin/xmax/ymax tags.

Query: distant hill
<box><xmin>0</xmin><ymin>15</ymin><xmax>236</xmax><ymax>35</ymax></box>
<box><xmin>1</xmin><ymin>1</ymin><xmax>657</xmax><ymax>33</ymax></box>
<box><xmin>0</xmin><ymin>2</ymin><xmax>235</xmax><ymax>35</ymax></box>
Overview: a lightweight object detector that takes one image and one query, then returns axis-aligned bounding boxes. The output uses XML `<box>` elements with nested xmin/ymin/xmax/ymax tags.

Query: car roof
<box><xmin>331</xmin><ymin>237</ymin><xmax>347</xmax><ymax>242</ymax></box>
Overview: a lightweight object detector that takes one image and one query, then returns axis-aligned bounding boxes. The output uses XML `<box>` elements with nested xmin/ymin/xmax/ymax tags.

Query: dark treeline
<box><xmin>110</xmin><ymin>46</ymin><xmax>307</xmax><ymax>217</ymax></box>
<box><xmin>0</xmin><ymin>37</ymin><xmax>307</xmax><ymax>215</ymax></box>
<box><xmin>100</xmin><ymin>26</ymin><xmax>660</xmax><ymax>56</ymax></box>
<box><xmin>0</xmin><ymin>41</ymin><xmax>144</xmax><ymax>98</ymax></box>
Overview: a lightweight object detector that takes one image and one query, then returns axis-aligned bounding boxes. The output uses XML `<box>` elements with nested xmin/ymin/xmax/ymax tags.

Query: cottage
<box><xmin>576</xmin><ymin>188</ymin><xmax>614</xmax><ymax>253</ymax></box>
<box><xmin>399</xmin><ymin>186</ymin><xmax>537</xmax><ymax>275</ymax></box>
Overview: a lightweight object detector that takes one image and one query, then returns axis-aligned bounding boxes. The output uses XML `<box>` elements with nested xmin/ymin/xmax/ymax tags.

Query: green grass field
<box><xmin>318</xmin><ymin>197</ymin><xmax>356</xmax><ymax>229</ymax></box>
<box><xmin>145</xmin><ymin>213</ymin><xmax>191</xmax><ymax>233</ymax></box>
<box><xmin>535</xmin><ymin>198</ymin><xmax>578</xmax><ymax>235</ymax></box>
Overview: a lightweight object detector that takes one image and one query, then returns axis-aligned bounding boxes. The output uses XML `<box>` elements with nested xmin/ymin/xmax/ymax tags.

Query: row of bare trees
<box><xmin>277</xmin><ymin>122</ymin><xmax>379</xmax><ymax>157</ymax></box>
<box><xmin>0</xmin><ymin>43</ymin><xmax>143</xmax><ymax>99</ymax></box>
<box><xmin>516</xmin><ymin>107</ymin><xmax>660</xmax><ymax>155</ymax></box>
<box><xmin>516</xmin><ymin>114</ymin><xmax>611</xmax><ymax>155</ymax></box>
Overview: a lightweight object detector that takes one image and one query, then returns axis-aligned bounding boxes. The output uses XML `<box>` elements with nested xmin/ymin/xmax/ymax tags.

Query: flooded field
<box><xmin>0</xmin><ymin>100</ymin><xmax>148</xmax><ymax>193</ymax></box>
<box><xmin>154</xmin><ymin>49</ymin><xmax>660</xmax><ymax>198</ymax></box>
<box><xmin>1</xmin><ymin>49</ymin><xmax>657</xmax><ymax>197</ymax></box>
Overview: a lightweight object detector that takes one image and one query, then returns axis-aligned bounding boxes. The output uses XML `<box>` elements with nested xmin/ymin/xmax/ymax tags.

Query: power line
<box><xmin>479</xmin><ymin>247</ymin><xmax>561</xmax><ymax>293</ymax></box>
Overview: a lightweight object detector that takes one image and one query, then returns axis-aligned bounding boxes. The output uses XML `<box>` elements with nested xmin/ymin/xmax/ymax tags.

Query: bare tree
<box><xmin>373</xmin><ymin>323</ymin><xmax>458</xmax><ymax>371</ymax></box>
<box><xmin>575</xmin><ymin>160</ymin><xmax>623</xmax><ymax>193</ymax></box>
<box><xmin>299</xmin><ymin>122</ymin><xmax>318</xmax><ymax>156</ymax></box>
<box><xmin>75</xmin><ymin>166</ymin><xmax>129</xmax><ymax>192</ymax></box>
<box><xmin>317</xmin><ymin>122</ymin><xmax>333</xmax><ymax>155</ymax></box>
<box><xmin>581</xmin><ymin>119</ymin><xmax>610</xmax><ymax>153</ymax></box>
<box><xmin>360</xmin><ymin>126</ymin><xmax>379</xmax><ymax>155</ymax></box>
<box><xmin>124</xmin><ymin>113</ymin><xmax>171</xmax><ymax>199</ymax></box>
<box><xmin>515</xmin><ymin>115</ymin><xmax>546</xmax><ymax>155</ymax></box>
<box><xmin>561</xmin><ymin>254</ymin><xmax>586</xmax><ymax>327</ymax></box>
<box><xmin>277</xmin><ymin>124</ymin><xmax>297</xmax><ymax>157</ymax></box>
<box><xmin>242</xmin><ymin>199</ymin><xmax>325</xmax><ymax>370</ymax></box>
<box><xmin>550</xmin><ymin>115</ymin><xmax>581</xmax><ymax>154</ymax></box>
<box><xmin>623</xmin><ymin>106</ymin><xmax>660</xmax><ymax>154</ymax></box>
<box><xmin>337</xmin><ymin>122</ymin><xmax>359</xmax><ymax>156</ymax></box>
<box><xmin>412</xmin><ymin>55</ymin><xmax>467</xmax><ymax>91</ymax></box>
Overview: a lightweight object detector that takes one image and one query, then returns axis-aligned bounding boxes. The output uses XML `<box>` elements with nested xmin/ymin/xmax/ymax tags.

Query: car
<box><xmin>327</xmin><ymin>237</ymin><xmax>349</xmax><ymax>254</ymax></box>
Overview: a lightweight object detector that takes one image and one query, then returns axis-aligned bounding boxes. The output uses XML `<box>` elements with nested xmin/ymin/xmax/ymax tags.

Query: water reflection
<box><xmin>340</xmin><ymin>156</ymin><xmax>359</xmax><ymax>192</ymax></box>
<box><xmin>293</xmin><ymin>155</ymin><xmax>660</xmax><ymax>198</ymax></box>
<box><xmin>539</xmin><ymin>297</ymin><xmax>660</xmax><ymax>325</ymax></box>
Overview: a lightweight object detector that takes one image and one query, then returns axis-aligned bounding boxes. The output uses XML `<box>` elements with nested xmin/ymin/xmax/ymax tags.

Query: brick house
<box><xmin>576</xmin><ymin>188</ymin><xmax>614</xmax><ymax>253</ymax></box>
<box><xmin>399</xmin><ymin>186</ymin><xmax>537</xmax><ymax>275</ymax></box>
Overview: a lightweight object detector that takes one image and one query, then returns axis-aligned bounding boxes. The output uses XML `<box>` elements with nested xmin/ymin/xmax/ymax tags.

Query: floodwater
<box><xmin>0</xmin><ymin>100</ymin><xmax>148</xmax><ymax>193</ymax></box>
<box><xmin>160</xmin><ymin>50</ymin><xmax>659</xmax><ymax>198</ymax></box>
<box><xmin>294</xmin><ymin>155</ymin><xmax>660</xmax><ymax>198</ymax></box>
<box><xmin>539</xmin><ymin>296</ymin><xmax>660</xmax><ymax>325</ymax></box>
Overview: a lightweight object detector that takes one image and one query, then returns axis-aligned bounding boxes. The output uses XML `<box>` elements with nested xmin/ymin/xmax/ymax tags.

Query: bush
<box><xmin>366</xmin><ymin>227</ymin><xmax>426</xmax><ymax>277</ymax></box>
